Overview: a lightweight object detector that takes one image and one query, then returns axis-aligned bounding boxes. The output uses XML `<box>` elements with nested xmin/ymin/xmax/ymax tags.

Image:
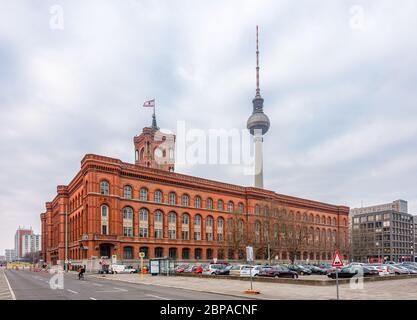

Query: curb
<box><xmin>90</xmin><ymin>275</ymin><xmax>266</xmax><ymax>300</ymax></box>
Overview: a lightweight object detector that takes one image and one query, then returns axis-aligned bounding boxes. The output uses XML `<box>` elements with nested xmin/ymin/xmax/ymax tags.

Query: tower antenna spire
<box><xmin>256</xmin><ymin>25</ymin><xmax>260</xmax><ymax>97</ymax></box>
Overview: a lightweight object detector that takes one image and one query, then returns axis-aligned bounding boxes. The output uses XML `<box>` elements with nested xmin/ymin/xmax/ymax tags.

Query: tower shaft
<box><xmin>254</xmin><ymin>131</ymin><xmax>263</xmax><ymax>188</ymax></box>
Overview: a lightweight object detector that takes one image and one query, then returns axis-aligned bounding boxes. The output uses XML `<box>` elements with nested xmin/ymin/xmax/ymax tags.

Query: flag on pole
<box><xmin>143</xmin><ymin>99</ymin><xmax>155</xmax><ymax>107</ymax></box>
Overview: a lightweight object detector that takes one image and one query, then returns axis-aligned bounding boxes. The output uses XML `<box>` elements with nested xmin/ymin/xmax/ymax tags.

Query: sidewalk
<box><xmin>0</xmin><ymin>269</ymin><xmax>14</xmax><ymax>300</ymax></box>
<box><xmin>91</xmin><ymin>273</ymin><xmax>417</xmax><ymax>300</ymax></box>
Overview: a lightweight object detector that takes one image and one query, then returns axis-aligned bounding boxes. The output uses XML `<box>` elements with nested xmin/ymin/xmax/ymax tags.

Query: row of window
<box><xmin>99</xmin><ymin>181</ymin><xmax>347</xmax><ymax>227</ymax></box>
<box><xmin>99</xmin><ymin>205</ymin><xmax>345</xmax><ymax>244</ymax></box>
<box><xmin>100</xmin><ymin>181</ymin><xmax>244</xmax><ymax>213</ymax></box>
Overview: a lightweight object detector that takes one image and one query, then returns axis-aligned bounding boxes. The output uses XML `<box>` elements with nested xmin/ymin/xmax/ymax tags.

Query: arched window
<box><xmin>309</xmin><ymin>214</ymin><xmax>314</xmax><ymax>223</ymax></box>
<box><xmin>123</xmin><ymin>185</ymin><xmax>132</xmax><ymax>199</ymax></box>
<box><xmin>123</xmin><ymin>247</ymin><xmax>133</xmax><ymax>259</ymax></box>
<box><xmin>255</xmin><ymin>220</ymin><xmax>261</xmax><ymax>243</ymax></box>
<box><xmin>168</xmin><ymin>212</ymin><xmax>176</xmax><ymax>239</ymax></box>
<box><xmin>206</xmin><ymin>198</ymin><xmax>213</xmax><ymax>210</ymax></box>
<box><xmin>238</xmin><ymin>203</ymin><xmax>244</xmax><ymax>214</ymax></box>
<box><xmin>322</xmin><ymin>216</ymin><xmax>326</xmax><ymax>224</ymax></box>
<box><xmin>181</xmin><ymin>214</ymin><xmax>189</xmax><ymax>240</ymax></box>
<box><xmin>195</xmin><ymin>248</ymin><xmax>202</xmax><ymax>260</ymax></box>
<box><xmin>168</xmin><ymin>192</ymin><xmax>177</xmax><ymax>205</ymax></box>
<box><xmin>194</xmin><ymin>215</ymin><xmax>201</xmax><ymax>240</ymax></box>
<box><xmin>122</xmin><ymin>207</ymin><xmax>133</xmax><ymax>237</ymax></box>
<box><xmin>227</xmin><ymin>201</ymin><xmax>234</xmax><ymax>213</ymax></box>
<box><xmin>100</xmin><ymin>181</ymin><xmax>109</xmax><ymax>195</ymax></box>
<box><xmin>333</xmin><ymin>230</ymin><xmax>337</xmax><ymax>244</ymax></box>
<box><xmin>308</xmin><ymin>227</ymin><xmax>313</xmax><ymax>244</ymax></box>
<box><xmin>140</xmin><ymin>188</ymin><xmax>148</xmax><ymax>201</ymax></box>
<box><xmin>327</xmin><ymin>229</ymin><xmax>331</xmax><ymax>242</ymax></box>
<box><xmin>227</xmin><ymin>218</ymin><xmax>233</xmax><ymax>241</ymax></box>
<box><xmin>206</xmin><ymin>216</ymin><xmax>213</xmax><ymax>241</ymax></box>
<box><xmin>154</xmin><ymin>210</ymin><xmax>163</xmax><ymax>239</ymax></box>
<box><xmin>194</xmin><ymin>196</ymin><xmax>201</xmax><ymax>208</ymax></box>
<box><xmin>264</xmin><ymin>222</ymin><xmax>269</xmax><ymax>241</ymax></box>
<box><xmin>273</xmin><ymin>223</ymin><xmax>279</xmax><ymax>240</ymax></box>
<box><xmin>327</xmin><ymin>217</ymin><xmax>332</xmax><ymax>225</ymax></box>
<box><xmin>303</xmin><ymin>213</ymin><xmax>307</xmax><ymax>221</ymax></box>
<box><xmin>255</xmin><ymin>204</ymin><xmax>260</xmax><ymax>215</ymax></box>
<box><xmin>217</xmin><ymin>199</ymin><xmax>224</xmax><ymax>211</ymax></box>
<box><xmin>296</xmin><ymin>212</ymin><xmax>301</xmax><ymax>221</ymax></box>
<box><xmin>154</xmin><ymin>190</ymin><xmax>162</xmax><ymax>203</ymax></box>
<box><xmin>217</xmin><ymin>217</ymin><xmax>224</xmax><ymax>241</ymax></box>
<box><xmin>315</xmin><ymin>228</ymin><xmax>320</xmax><ymax>242</ymax></box>
<box><xmin>315</xmin><ymin>215</ymin><xmax>320</xmax><ymax>224</ymax></box>
<box><xmin>333</xmin><ymin>217</ymin><xmax>337</xmax><ymax>226</ymax></box>
<box><xmin>181</xmin><ymin>194</ymin><xmax>189</xmax><ymax>207</ymax></box>
<box><xmin>182</xmin><ymin>248</ymin><xmax>190</xmax><ymax>259</ymax></box>
<box><xmin>169</xmin><ymin>247</ymin><xmax>177</xmax><ymax>259</ymax></box>
<box><xmin>154</xmin><ymin>247</ymin><xmax>163</xmax><ymax>258</ymax></box>
<box><xmin>237</xmin><ymin>219</ymin><xmax>244</xmax><ymax>240</ymax></box>
<box><xmin>321</xmin><ymin>229</ymin><xmax>326</xmax><ymax>243</ymax></box>
<box><xmin>100</xmin><ymin>205</ymin><xmax>109</xmax><ymax>235</ymax></box>
<box><xmin>139</xmin><ymin>208</ymin><xmax>148</xmax><ymax>238</ymax></box>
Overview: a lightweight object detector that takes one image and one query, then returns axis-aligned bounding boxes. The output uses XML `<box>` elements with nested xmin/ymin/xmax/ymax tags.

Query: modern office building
<box><xmin>14</xmin><ymin>227</ymin><xmax>33</xmax><ymax>260</ymax></box>
<box><xmin>5</xmin><ymin>249</ymin><xmax>16</xmax><ymax>262</ymax></box>
<box><xmin>22</xmin><ymin>234</ymin><xmax>41</xmax><ymax>257</ymax></box>
<box><xmin>350</xmin><ymin>200</ymin><xmax>414</xmax><ymax>262</ymax></box>
<box><xmin>413</xmin><ymin>215</ymin><xmax>417</xmax><ymax>262</ymax></box>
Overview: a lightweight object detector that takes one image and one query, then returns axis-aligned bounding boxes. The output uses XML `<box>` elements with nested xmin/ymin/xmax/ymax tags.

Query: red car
<box><xmin>193</xmin><ymin>265</ymin><xmax>203</xmax><ymax>274</ymax></box>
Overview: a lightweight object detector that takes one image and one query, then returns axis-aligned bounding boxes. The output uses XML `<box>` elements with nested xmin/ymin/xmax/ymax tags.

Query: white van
<box><xmin>110</xmin><ymin>264</ymin><xmax>127</xmax><ymax>274</ymax></box>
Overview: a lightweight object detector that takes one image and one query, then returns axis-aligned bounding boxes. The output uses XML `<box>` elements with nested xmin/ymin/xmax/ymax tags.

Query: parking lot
<box><xmin>93</xmin><ymin>272</ymin><xmax>417</xmax><ymax>300</ymax></box>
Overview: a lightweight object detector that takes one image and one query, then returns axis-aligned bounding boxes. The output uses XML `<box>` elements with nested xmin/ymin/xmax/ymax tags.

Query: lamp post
<box><xmin>64</xmin><ymin>204</ymin><xmax>68</xmax><ymax>272</ymax></box>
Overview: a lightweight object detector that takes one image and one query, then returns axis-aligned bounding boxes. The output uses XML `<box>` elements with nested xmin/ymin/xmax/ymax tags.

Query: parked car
<box><xmin>192</xmin><ymin>265</ymin><xmax>203</xmax><ymax>274</ymax></box>
<box><xmin>287</xmin><ymin>264</ymin><xmax>312</xmax><ymax>275</ymax></box>
<box><xmin>303</xmin><ymin>265</ymin><xmax>327</xmax><ymax>275</ymax></box>
<box><xmin>175</xmin><ymin>264</ymin><xmax>189</xmax><ymax>273</ymax></box>
<box><xmin>184</xmin><ymin>265</ymin><xmax>195</xmax><ymax>273</ymax></box>
<box><xmin>327</xmin><ymin>266</ymin><xmax>379</xmax><ymax>279</ymax></box>
<box><xmin>202</xmin><ymin>264</ymin><xmax>228</xmax><ymax>275</ymax></box>
<box><xmin>229</xmin><ymin>265</ymin><xmax>250</xmax><ymax>276</ymax></box>
<box><xmin>240</xmin><ymin>265</ymin><xmax>263</xmax><ymax>277</ymax></box>
<box><xmin>395</xmin><ymin>265</ymin><xmax>417</xmax><ymax>274</ymax></box>
<box><xmin>258</xmin><ymin>266</ymin><xmax>298</xmax><ymax>279</ymax></box>
<box><xmin>387</xmin><ymin>265</ymin><xmax>409</xmax><ymax>275</ymax></box>
<box><xmin>110</xmin><ymin>264</ymin><xmax>137</xmax><ymax>274</ymax></box>
<box><xmin>98</xmin><ymin>263</ymin><xmax>110</xmax><ymax>274</ymax></box>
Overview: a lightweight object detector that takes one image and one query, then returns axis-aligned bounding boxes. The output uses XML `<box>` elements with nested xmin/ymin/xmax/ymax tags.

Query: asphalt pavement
<box><xmin>4</xmin><ymin>269</ymin><xmax>245</xmax><ymax>300</ymax></box>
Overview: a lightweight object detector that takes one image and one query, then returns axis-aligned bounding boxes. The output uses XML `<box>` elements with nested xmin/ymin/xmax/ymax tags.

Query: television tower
<box><xmin>247</xmin><ymin>26</ymin><xmax>270</xmax><ymax>188</ymax></box>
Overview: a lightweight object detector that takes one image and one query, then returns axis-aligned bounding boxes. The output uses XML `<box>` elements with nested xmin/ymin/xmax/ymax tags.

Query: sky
<box><xmin>1</xmin><ymin>0</ymin><xmax>417</xmax><ymax>254</ymax></box>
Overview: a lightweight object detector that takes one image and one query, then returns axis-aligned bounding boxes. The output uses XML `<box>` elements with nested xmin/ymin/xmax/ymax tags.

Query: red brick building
<box><xmin>41</xmin><ymin>120</ymin><xmax>349</xmax><ymax>266</ymax></box>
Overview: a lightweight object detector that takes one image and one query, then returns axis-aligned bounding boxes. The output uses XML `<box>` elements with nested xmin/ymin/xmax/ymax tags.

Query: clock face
<box><xmin>154</xmin><ymin>148</ymin><xmax>163</xmax><ymax>158</ymax></box>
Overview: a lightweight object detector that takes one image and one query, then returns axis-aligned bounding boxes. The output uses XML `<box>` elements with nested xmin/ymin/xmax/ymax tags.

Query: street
<box><xmin>3</xmin><ymin>269</ymin><xmax>246</xmax><ymax>300</ymax></box>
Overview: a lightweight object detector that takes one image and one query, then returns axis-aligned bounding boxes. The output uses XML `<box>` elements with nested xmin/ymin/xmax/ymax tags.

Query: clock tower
<box><xmin>133</xmin><ymin>113</ymin><xmax>175</xmax><ymax>172</ymax></box>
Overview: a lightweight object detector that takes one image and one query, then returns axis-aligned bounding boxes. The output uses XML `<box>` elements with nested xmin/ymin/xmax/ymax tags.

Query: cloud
<box><xmin>1</xmin><ymin>0</ymin><xmax>417</xmax><ymax>253</ymax></box>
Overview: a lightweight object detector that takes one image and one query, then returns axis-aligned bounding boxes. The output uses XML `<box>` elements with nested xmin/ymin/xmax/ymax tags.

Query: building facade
<box><xmin>41</xmin><ymin>121</ymin><xmax>349</xmax><ymax>266</ymax></box>
<box><xmin>14</xmin><ymin>227</ymin><xmax>33</xmax><ymax>260</ymax></box>
<box><xmin>350</xmin><ymin>200</ymin><xmax>414</xmax><ymax>262</ymax></box>
<box><xmin>22</xmin><ymin>234</ymin><xmax>41</xmax><ymax>257</ymax></box>
<box><xmin>5</xmin><ymin>249</ymin><xmax>16</xmax><ymax>262</ymax></box>
<box><xmin>413</xmin><ymin>215</ymin><xmax>417</xmax><ymax>262</ymax></box>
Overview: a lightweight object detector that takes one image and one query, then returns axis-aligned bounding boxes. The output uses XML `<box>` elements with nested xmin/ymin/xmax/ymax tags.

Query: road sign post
<box><xmin>139</xmin><ymin>252</ymin><xmax>145</xmax><ymax>280</ymax></box>
<box><xmin>331</xmin><ymin>249</ymin><xmax>344</xmax><ymax>301</ymax></box>
<box><xmin>243</xmin><ymin>246</ymin><xmax>259</xmax><ymax>294</ymax></box>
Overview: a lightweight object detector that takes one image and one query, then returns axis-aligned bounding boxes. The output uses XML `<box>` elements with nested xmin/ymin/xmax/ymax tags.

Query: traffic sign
<box><xmin>331</xmin><ymin>250</ymin><xmax>344</xmax><ymax>267</ymax></box>
<box><xmin>246</xmin><ymin>246</ymin><xmax>254</xmax><ymax>262</ymax></box>
<box><xmin>139</xmin><ymin>252</ymin><xmax>145</xmax><ymax>258</ymax></box>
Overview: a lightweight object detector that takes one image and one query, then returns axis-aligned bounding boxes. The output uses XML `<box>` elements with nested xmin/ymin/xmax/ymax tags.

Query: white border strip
<box><xmin>3</xmin><ymin>271</ymin><xmax>16</xmax><ymax>300</ymax></box>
